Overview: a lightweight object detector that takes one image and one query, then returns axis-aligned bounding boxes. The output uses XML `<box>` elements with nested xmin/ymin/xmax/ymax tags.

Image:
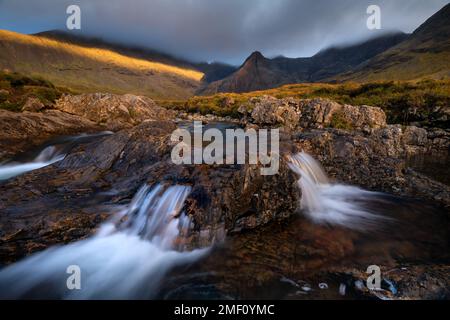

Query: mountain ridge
<box><xmin>203</xmin><ymin>3</ymin><xmax>450</xmax><ymax>94</ymax></box>
<box><xmin>201</xmin><ymin>31</ymin><xmax>409</xmax><ymax>94</ymax></box>
<box><xmin>338</xmin><ymin>3</ymin><xmax>450</xmax><ymax>82</ymax></box>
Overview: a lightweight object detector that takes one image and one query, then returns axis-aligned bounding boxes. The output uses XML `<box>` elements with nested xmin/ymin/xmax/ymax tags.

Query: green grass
<box><xmin>0</xmin><ymin>71</ymin><xmax>70</xmax><ymax>112</ymax></box>
<box><xmin>3</xmin><ymin>69</ymin><xmax>448</xmax><ymax>129</ymax></box>
<box><xmin>329</xmin><ymin>111</ymin><xmax>353</xmax><ymax>130</ymax></box>
<box><xmin>160</xmin><ymin>80</ymin><xmax>450</xmax><ymax>127</ymax></box>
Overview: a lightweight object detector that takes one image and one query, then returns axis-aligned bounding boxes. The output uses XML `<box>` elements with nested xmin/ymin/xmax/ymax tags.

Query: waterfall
<box><xmin>0</xmin><ymin>184</ymin><xmax>208</xmax><ymax>299</ymax></box>
<box><xmin>0</xmin><ymin>146</ymin><xmax>65</xmax><ymax>181</ymax></box>
<box><xmin>0</xmin><ymin>131</ymin><xmax>113</xmax><ymax>181</ymax></box>
<box><xmin>287</xmin><ymin>152</ymin><xmax>382</xmax><ymax>230</ymax></box>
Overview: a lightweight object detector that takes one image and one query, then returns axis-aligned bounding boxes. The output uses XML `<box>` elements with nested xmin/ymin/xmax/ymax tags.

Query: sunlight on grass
<box><xmin>0</xmin><ymin>30</ymin><xmax>204</xmax><ymax>82</ymax></box>
<box><xmin>160</xmin><ymin>80</ymin><xmax>450</xmax><ymax>127</ymax></box>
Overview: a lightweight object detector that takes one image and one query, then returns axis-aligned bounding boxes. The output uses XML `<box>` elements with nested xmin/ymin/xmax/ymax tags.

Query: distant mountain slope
<box><xmin>202</xmin><ymin>32</ymin><xmax>408</xmax><ymax>94</ymax></box>
<box><xmin>36</xmin><ymin>30</ymin><xmax>237</xmax><ymax>83</ymax></box>
<box><xmin>338</xmin><ymin>3</ymin><xmax>450</xmax><ymax>82</ymax></box>
<box><xmin>0</xmin><ymin>30</ymin><xmax>204</xmax><ymax>99</ymax></box>
<box><xmin>35</xmin><ymin>30</ymin><xmax>200</xmax><ymax>69</ymax></box>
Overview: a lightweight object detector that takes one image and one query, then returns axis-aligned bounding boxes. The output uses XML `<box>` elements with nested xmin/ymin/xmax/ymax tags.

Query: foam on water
<box><xmin>0</xmin><ymin>131</ymin><xmax>113</xmax><ymax>181</ymax></box>
<box><xmin>0</xmin><ymin>184</ymin><xmax>208</xmax><ymax>299</ymax></box>
<box><xmin>287</xmin><ymin>152</ymin><xmax>382</xmax><ymax>230</ymax></box>
<box><xmin>0</xmin><ymin>146</ymin><xmax>65</xmax><ymax>180</ymax></box>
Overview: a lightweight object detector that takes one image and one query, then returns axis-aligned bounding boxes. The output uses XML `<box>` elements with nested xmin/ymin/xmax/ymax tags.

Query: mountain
<box><xmin>202</xmin><ymin>32</ymin><xmax>408</xmax><ymax>94</ymax></box>
<box><xmin>0</xmin><ymin>29</ymin><xmax>205</xmax><ymax>99</ymax></box>
<box><xmin>35</xmin><ymin>30</ymin><xmax>237</xmax><ymax>83</ymax></box>
<box><xmin>338</xmin><ymin>3</ymin><xmax>450</xmax><ymax>81</ymax></box>
<box><xmin>195</xmin><ymin>62</ymin><xmax>237</xmax><ymax>83</ymax></box>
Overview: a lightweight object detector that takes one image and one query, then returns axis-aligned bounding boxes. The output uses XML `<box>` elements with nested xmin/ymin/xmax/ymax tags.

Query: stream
<box><xmin>0</xmin><ymin>131</ymin><xmax>448</xmax><ymax>299</ymax></box>
<box><xmin>0</xmin><ymin>132</ymin><xmax>113</xmax><ymax>181</ymax></box>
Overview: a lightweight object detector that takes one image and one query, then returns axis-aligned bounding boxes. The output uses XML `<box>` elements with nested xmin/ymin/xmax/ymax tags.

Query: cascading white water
<box><xmin>0</xmin><ymin>146</ymin><xmax>65</xmax><ymax>181</ymax></box>
<box><xmin>0</xmin><ymin>131</ymin><xmax>113</xmax><ymax>181</ymax></box>
<box><xmin>287</xmin><ymin>152</ymin><xmax>382</xmax><ymax>230</ymax></box>
<box><xmin>0</xmin><ymin>184</ymin><xmax>208</xmax><ymax>299</ymax></box>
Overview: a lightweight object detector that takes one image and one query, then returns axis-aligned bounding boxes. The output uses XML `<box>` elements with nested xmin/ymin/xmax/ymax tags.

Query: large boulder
<box><xmin>402</xmin><ymin>126</ymin><xmax>428</xmax><ymax>154</ymax></box>
<box><xmin>21</xmin><ymin>97</ymin><xmax>45</xmax><ymax>112</ymax></box>
<box><xmin>250</xmin><ymin>96</ymin><xmax>300</xmax><ymax>130</ymax></box>
<box><xmin>0</xmin><ymin>109</ymin><xmax>102</xmax><ymax>161</ymax></box>
<box><xmin>245</xmin><ymin>96</ymin><xmax>386</xmax><ymax>131</ymax></box>
<box><xmin>55</xmin><ymin>93</ymin><xmax>176</xmax><ymax>130</ymax></box>
<box><xmin>299</xmin><ymin>98</ymin><xmax>387</xmax><ymax>130</ymax></box>
<box><xmin>371</xmin><ymin>125</ymin><xmax>449</xmax><ymax>155</ymax></box>
<box><xmin>426</xmin><ymin>127</ymin><xmax>450</xmax><ymax>150</ymax></box>
<box><xmin>294</xmin><ymin>127</ymin><xmax>450</xmax><ymax>206</ymax></box>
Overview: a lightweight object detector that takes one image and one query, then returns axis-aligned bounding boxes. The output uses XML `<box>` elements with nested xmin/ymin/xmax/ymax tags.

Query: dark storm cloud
<box><xmin>0</xmin><ymin>0</ymin><xmax>448</xmax><ymax>64</ymax></box>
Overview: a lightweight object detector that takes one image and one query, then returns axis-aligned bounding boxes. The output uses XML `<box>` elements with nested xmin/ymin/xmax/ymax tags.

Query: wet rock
<box><xmin>406</xmin><ymin>104</ymin><xmax>450</xmax><ymax>128</ymax></box>
<box><xmin>294</xmin><ymin>127</ymin><xmax>450</xmax><ymax>207</ymax></box>
<box><xmin>328</xmin><ymin>265</ymin><xmax>450</xmax><ymax>300</ymax></box>
<box><xmin>0</xmin><ymin>120</ymin><xmax>300</xmax><ymax>263</ymax></box>
<box><xmin>55</xmin><ymin>93</ymin><xmax>176</xmax><ymax>130</ymax></box>
<box><xmin>21</xmin><ymin>97</ymin><xmax>45</xmax><ymax>112</ymax></box>
<box><xmin>0</xmin><ymin>109</ymin><xmax>103</xmax><ymax>161</ymax></box>
<box><xmin>181</xmin><ymin>160</ymin><xmax>299</xmax><ymax>237</ymax></box>
<box><xmin>0</xmin><ymin>121</ymin><xmax>176</xmax><ymax>264</ymax></box>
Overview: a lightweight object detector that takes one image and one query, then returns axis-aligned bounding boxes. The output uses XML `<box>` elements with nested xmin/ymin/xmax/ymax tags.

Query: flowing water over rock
<box><xmin>0</xmin><ymin>146</ymin><xmax>65</xmax><ymax>181</ymax></box>
<box><xmin>287</xmin><ymin>152</ymin><xmax>383</xmax><ymax>230</ymax></box>
<box><xmin>0</xmin><ymin>132</ymin><xmax>113</xmax><ymax>181</ymax></box>
<box><xmin>160</xmin><ymin>195</ymin><xmax>449</xmax><ymax>300</ymax></box>
<box><xmin>0</xmin><ymin>129</ymin><xmax>448</xmax><ymax>299</ymax></box>
<box><xmin>0</xmin><ymin>184</ymin><xmax>208</xmax><ymax>299</ymax></box>
<box><xmin>158</xmin><ymin>153</ymin><xmax>449</xmax><ymax>300</ymax></box>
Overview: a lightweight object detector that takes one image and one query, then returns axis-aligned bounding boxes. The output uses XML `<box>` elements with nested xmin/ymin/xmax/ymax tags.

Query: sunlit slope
<box><xmin>0</xmin><ymin>30</ymin><xmax>204</xmax><ymax>99</ymax></box>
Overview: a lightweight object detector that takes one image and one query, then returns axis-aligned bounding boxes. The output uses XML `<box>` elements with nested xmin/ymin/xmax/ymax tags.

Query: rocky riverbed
<box><xmin>0</xmin><ymin>93</ymin><xmax>448</xmax><ymax>299</ymax></box>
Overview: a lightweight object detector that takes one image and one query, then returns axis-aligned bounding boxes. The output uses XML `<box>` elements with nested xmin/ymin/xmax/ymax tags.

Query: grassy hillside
<box><xmin>161</xmin><ymin>80</ymin><xmax>450</xmax><ymax>127</ymax></box>
<box><xmin>339</xmin><ymin>4</ymin><xmax>450</xmax><ymax>82</ymax></box>
<box><xmin>0</xmin><ymin>30</ymin><xmax>204</xmax><ymax>99</ymax></box>
<box><xmin>36</xmin><ymin>30</ymin><xmax>237</xmax><ymax>84</ymax></box>
<box><xmin>339</xmin><ymin>44</ymin><xmax>450</xmax><ymax>82</ymax></box>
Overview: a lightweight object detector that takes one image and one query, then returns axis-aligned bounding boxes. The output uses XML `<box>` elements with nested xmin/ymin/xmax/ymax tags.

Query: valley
<box><xmin>0</xmin><ymin>1</ymin><xmax>448</xmax><ymax>301</ymax></box>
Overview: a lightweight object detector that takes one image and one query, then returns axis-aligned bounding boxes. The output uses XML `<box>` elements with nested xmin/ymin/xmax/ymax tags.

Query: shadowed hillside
<box><xmin>202</xmin><ymin>4</ymin><xmax>450</xmax><ymax>94</ymax></box>
<box><xmin>339</xmin><ymin>3</ymin><xmax>450</xmax><ymax>82</ymax></box>
<box><xmin>202</xmin><ymin>32</ymin><xmax>408</xmax><ymax>94</ymax></box>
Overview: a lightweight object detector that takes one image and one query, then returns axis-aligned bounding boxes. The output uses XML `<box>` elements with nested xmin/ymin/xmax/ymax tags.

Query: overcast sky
<box><xmin>0</xmin><ymin>0</ymin><xmax>448</xmax><ymax>65</ymax></box>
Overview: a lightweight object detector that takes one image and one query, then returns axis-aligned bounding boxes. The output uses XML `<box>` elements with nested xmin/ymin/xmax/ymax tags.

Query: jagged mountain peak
<box><xmin>241</xmin><ymin>51</ymin><xmax>268</xmax><ymax>68</ymax></box>
<box><xmin>201</xmin><ymin>32</ymin><xmax>409</xmax><ymax>94</ymax></box>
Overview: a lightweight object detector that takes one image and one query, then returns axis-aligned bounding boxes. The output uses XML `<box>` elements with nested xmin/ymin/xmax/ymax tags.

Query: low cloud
<box><xmin>0</xmin><ymin>0</ymin><xmax>448</xmax><ymax>64</ymax></box>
